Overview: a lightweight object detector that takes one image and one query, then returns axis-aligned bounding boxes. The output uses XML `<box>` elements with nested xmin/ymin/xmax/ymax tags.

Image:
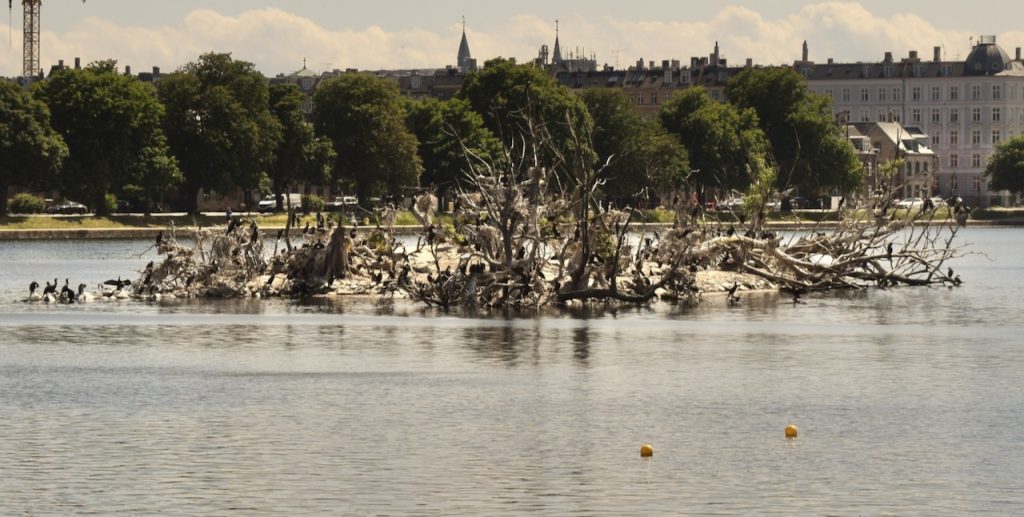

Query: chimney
<box><xmin>909</xmin><ymin>50</ymin><xmax>918</xmax><ymax>60</ymax></box>
<box><xmin>691</xmin><ymin>57</ymin><xmax>700</xmax><ymax>68</ymax></box>
<box><xmin>662</xmin><ymin>59</ymin><xmax>670</xmax><ymax>69</ymax></box>
<box><xmin>649</xmin><ymin>60</ymin><xmax>655</xmax><ymax>70</ymax></box>
<box><xmin>58</xmin><ymin>59</ymin><xmax>64</xmax><ymax>69</ymax></box>
<box><xmin>1018</xmin><ymin>48</ymin><xmax>1022</xmax><ymax>61</ymax></box>
<box><xmin>125</xmin><ymin>65</ymin><xmax>131</xmax><ymax>76</ymax></box>
<box><xmin>802</xmin><ymin>40</ymin><xmax>809</xmax><ymax>62</ymax></box>
<box><xmin>74</xmin><ymin>57</ymin><xmax>80</xmax><ymax>69</ymax></box>
<box><xmin>934</xmin><ymin>46</ymin><xmax>942</xmax><ymax>62</ymax></box>
<box><xmin>713</xmin><ymin>41</ymin><xmax>720</xmax><ymax>66</ymax></box>
<box><xmin>745</xmin><ymin>58</ymin><xmax>753</xmax><ymax>67</ymax></box>
<box><xmin>152</xmin><ymin>66</ymin><xmax>160</xmax><ymax>76</ymax></box>
<box><xmin>828</xmin><ymin>57</ymin><xmax>834</xmax><ymax>64</ymax></box>
<box><xmin>884</xmin><ymin>51</ymin><xmax>893</xmax><ymax>62</ymax></box>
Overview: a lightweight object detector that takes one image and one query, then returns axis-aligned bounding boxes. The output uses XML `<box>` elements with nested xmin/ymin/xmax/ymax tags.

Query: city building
<box><xmin>803</xmin><ymin>37</ymin><xmax>1024</xmax><ymax>206</ymax></box>
<box><xmin>848</xmin><ymin>122</ymin><xmax>936</xmax><ymax>201</ymax></box>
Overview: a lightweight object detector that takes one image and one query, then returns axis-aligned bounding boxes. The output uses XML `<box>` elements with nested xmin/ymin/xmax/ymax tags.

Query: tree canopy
<box><xmin>458</xmin><ymin>58</ymin><xmax>594</xmax><ymax>173</ymax></box>
<box><xmin>659</xmin><ymin>87</ymin><xmax>768</xmax><ymax>193</ymax></box>
<box><xmin>404</xmin><ymin>97</ymin><xmax>502</xmax><ymax>193</ymax></box>
<box><xmin>984</xmin><ymin>136</ymin><xmax>1024</xmax><ymax>193</ymax></box>
<box><xmin>157</xmin><ymin>53</ymin><xmax>279</xmax><ymax>214</ymax></box>
<box><xmin>725</xmin><ymin>67</ymin><xmax>862</xmax><ymax>194</ymax></box>
<box><xmin>266</xmin><ymin>83</ymin><xmax>335</xmax><ymax>210</ymax></box>
<box><xmin>313</xmin><ymin>73</ymin><xmax>421</xmax><ymax>202</ymax></box>
<box><xmin>0</xmin><ymin>80</ymin><xmax>68</xmax><ymax>214</ymax></box>
<box><xmin>581</xmin><ymin>88</ymin><xmax>689</xmax><ymax>201</ymax></box>
<box><xmin>34</xmin><ymin>62</ymin><xmax>180</xmax><ymax>215</ymax></box>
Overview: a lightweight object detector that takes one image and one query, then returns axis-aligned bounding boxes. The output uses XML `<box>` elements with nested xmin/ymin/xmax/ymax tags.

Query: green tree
<box><xmin>34</xmin><ymin>62</ymin><xmax>180</xmax><ymax>215</ymax></box>
<box><xmin>458</xmin><ymin>58</ymin><xmax>594</xmax><ymax>172</ymax></box>
<box><xmin>725</xmin><ymin>67</ymin><xmax>862</xmax><ymax>193</ymax></box>
<box><xmin>266</xmin><ymin>83</ymin><xmax>335</xmax><ymax>210</ymax></box>
<box><xmin>660</xmin><ymin>87</ymin><xmax>769</xmax><ymax>193</ymax></box>
<box><xmin>405</xmin><ymin>97</ymin><xmax>502</xmax><ymax>192</ymax></box>
<box><xmin>157</xmin><ymin>53</ymin><xmax>279</xmax><ymax>214</ymax></box>
<box><xmin>313</xmin><ymin>73</ymin><xmax>421</xmax><ymax>202</ymax></box>
<box><xmin>984</xmin><ymin>136</ymin><xmax>1024</xmax><ymax>193</ymax></box>
<box><xmin>0</xmin><ymin>80</ymin><xmax>67</xmax><ymax>214</ymax></box>
<box><xmin>581</xmin><ymin>88</ymin><xmax>689</xmax><ymax>202</ymax></box>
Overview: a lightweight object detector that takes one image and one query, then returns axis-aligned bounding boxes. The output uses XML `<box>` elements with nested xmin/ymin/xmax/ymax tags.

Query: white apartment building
<box><xmin>800</xmin><ymin>37</ymin><xmax>1024</xmax><ymax>207</ymax></box>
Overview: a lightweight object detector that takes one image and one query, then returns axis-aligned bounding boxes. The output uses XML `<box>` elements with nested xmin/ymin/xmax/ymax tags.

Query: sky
<box><xmin>2</xmin><ymin>1</ymin><xmax>1023</xmax><ymax>77</ymax></box>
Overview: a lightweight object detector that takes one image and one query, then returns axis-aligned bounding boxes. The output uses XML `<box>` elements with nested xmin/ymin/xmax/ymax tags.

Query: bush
<box><xmin>642</xmin><ymin>207</ymin><xmax>676</xmax><ymax>223</ymax></box>
<box><xmin>7</xmin><ymin>193</ymin><xmax>46</xmax><ymax>214</ymax></box>
<box><xmin>104</xmin><ymin>193</ymin><xmax>118</xmax><ymax>214</ymax></box>
<box><xmin>302</xmin><ymin>194</ymin><xmax>324</xmax><ymax>213</ymax></box>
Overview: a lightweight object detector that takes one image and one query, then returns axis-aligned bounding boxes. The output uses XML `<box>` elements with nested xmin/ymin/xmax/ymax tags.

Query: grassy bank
<box><xmin>2</xmin><ymin>207</ymin><xmax>1023</xmax><ymax>233</ymax></box>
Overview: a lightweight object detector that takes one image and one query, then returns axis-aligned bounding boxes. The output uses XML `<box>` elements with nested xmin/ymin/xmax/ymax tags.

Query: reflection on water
<box><xmin>1</xmin><ymin>231</ymin><xmax>1024</xmax><ymax>514</ymax></box>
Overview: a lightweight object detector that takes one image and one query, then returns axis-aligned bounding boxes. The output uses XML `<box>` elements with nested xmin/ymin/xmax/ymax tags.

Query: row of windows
<box><xmin>852</xmin><ymin>108</ymin><xmax>1024</xmax><ymax>128</ymax></box>
<box><xmin>825</xmin><ymin>84</ymin><xmax>1019</xmax><ymax>103</ymax></box>
<box><xmin>947</xmin><ymin>154</ymin><xmax>986</xmax><ymax>169</ymax></box>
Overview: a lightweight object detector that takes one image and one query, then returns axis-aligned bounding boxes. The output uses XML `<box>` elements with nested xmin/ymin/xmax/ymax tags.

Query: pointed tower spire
<box><xmin>457</xmin><ymin>16</ymin><xmax>476</xmax><ymax>72</ymax></box>
<box><xmin>552</xmin><ymin>19</ymin><xmax>563</xmax><ymax>65</ymax></box>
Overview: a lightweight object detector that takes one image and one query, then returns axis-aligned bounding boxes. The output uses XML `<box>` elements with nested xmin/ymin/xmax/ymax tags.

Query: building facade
<box><xmin>803</xmin><ymin>37</ymin><xmax>1024</xmax><ymax>206</ymax></box>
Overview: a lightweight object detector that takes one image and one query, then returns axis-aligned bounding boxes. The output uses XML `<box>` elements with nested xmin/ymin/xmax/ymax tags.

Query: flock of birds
<box><xmin>23</xmin><ymin>277</ymin><xmax>133</xmax><ymax>304</ymax></box>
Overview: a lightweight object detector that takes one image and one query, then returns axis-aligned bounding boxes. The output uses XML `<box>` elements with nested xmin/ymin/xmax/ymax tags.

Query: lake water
<box><xmin>1</xmin><ymin>229</ymin><xmax>1023</xmax><ymax>515</ymax></box>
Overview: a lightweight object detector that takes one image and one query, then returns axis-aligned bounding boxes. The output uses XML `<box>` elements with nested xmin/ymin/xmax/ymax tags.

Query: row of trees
<box><xmin>5</xmin><ymin>52</ymin><xmax>927</xmax><ymax>216</ymax></box>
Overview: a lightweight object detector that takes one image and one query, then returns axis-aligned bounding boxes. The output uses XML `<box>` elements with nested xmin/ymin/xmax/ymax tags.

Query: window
<box><xmin>993</xmin><ymin>85</ymin><xmax>1001</xmax><ymax>100</ymax></box>
<box><xmin>651</xmin><ymin>92</ymin><xmax>658</xmax><ymax>105</ymax></box>
<box><xmin>972</xmin><ymin>108</ymin><xmax>981</xmax><ymax>123</ymax></box>
<box><xmin>972</xmin><ymin>130</ymin><xmax>981</xmax><ymax>146</ymax></box>
<box><xmin>914</xmin><ymin>162</ymin><xmax>921</xmax><ymax>175</ymax></box>
<box><xmin>971</xmin><ymin>85</ymin><xmax>982</xmax><ymax>100</ymax></box>
<box><xmin>950</xmin><ymin>130</ymin><xmax>959</xmax><ymax>145</ymax></box>
<box><xmin>884</xmin><ymin>65</ymin><xmax>894</xmax><ymax>78</ymax></box>
<box><xmin>912</xmin><ymin>87</ymin><xmax>921</xmax><ymax>101</ymax></box>
<box><xmin>860</xmin><ymin>109</ymin><xmax>870</xmax><ymax>122</ymax></box>
<box><xmin>950</xmin><ymin>86</ymin><xmax>959</xmax><ymax>100</ymax></box>
<box><xmin>931</xmin><ymin>109</ymin><xmax>941</xmax><ymax>123</ymax></box>
<box><xmin>842</xmin><ymin>88</ymin><xmax>850</xmax><ymax>102</ymax></box>
<box><xmin>912</xmin><ymin>108</ymin><xmax>921</xmax><ymax>123</ymax></box>
<box><xmin>972</xmin><ymin>154</ymin><xmax>981</xmax><ymax>168</ymax></box>
<box><xmin>941</xmin><ymin>64</ymin><xmax>952</xmax><ymax>76</ymax></box>
<box><xmin>878</xmin><ymin>88</ymin><xmax>887</xmax><ymax>102</ymax></box>
<box><xmin>893</xmin><ymin>87</ymin><xmax>901</xmax><ymax>101</ymax></box>
<box><xmin>891</xmin><ymin>112</ymin><xmax>901</xmax><ymax>123</ymax></box>
<box><xmin>992</xmin><ymin>108</ymin><xmax>1001</xmax><ymax>122</ymax></box>
<box><xmin>950</xmin><ymin>154</ymin><xmax>959</xmax><ymax>168</ymax></box>
<box><xmin>950</xmin><ymin>109</ymin><xmax>959</xmax><ymax>123</ymax></box>
<box><xmin>993</xmin><ymin>130</ymin><xmax>1001</xmax><ymax>145</ymax></box>
<box><xmin>824</xmin><ymin>88</ymin><xmax>833</xmax><ymax>99</ymax></box>
<box><xmin>860</xmin><ymin>88</ymin><xmax>869</xmax><ymax>102</ymax></box>
<box><xmin>973</xmin><ymin>176</ymin><xmax>982</xmax><ymax>191</ymax></box>
<box><xmin>932</xmin><ymin>135</ymin><xmax>940</xmax><ymax>147</ymax></box>
<box><xmin>930</xmin><ymin>86</ymin><xmax>941</xmax><ymax>101</ymax></box>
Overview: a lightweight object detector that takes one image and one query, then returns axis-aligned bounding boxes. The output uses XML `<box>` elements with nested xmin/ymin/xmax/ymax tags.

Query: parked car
<box><xmin>895</xmin><ymin>198</ymin><xmax>924</xmax><ymax>210</ymax></box>
<box><xmin>325</xmin><ymin>195</ymin><xmax>359</xmax><ymax>210</ymax></box>
<box><xmin>46</xmin><ymin>200</ymin><xmax>88</xmax><ymax>215</ymax></box>
<box><xmin>720</xmin><ymin>197</ymin><xmax>745</xmax><ymax>212</ymax></box>
<box><xmin>258</xmin><ymin>193</ymin><xmax>302</xmax><ymax>213</ymax></box>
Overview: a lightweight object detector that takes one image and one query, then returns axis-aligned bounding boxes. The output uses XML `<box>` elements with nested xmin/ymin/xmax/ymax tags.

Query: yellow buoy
<box><xmin>785</xmin><ymin>424</ymin><xmax>799</xmax><ymax>439</ymax></box>
<box><xmin>640</xmin><ymin>444</ymin><xmax>654</xmax><ymax>457</ymax></box>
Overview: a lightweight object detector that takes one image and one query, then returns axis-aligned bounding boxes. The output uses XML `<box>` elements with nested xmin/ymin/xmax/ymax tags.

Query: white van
<box><xmin>258</xmin><ymin>193</ymin><xmax>302</xmax><ymax>213</ymax></box>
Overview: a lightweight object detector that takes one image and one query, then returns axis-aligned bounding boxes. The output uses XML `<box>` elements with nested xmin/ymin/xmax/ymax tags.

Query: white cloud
<box><xmin>1</xmin><ymin>3</ymin><xmax>1022</xmax><ymax>77</ymax></box>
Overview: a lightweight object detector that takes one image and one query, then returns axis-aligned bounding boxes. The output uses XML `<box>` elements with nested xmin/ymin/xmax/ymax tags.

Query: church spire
<box><xmin>552</xmin><ymin>19</ymin><xmax>563</xmax><ymax>65</ymax></box>
<box><xmin>457</xmin><ymin>16</ymin><xmax>476</xmax><ymax>72</ymax></box>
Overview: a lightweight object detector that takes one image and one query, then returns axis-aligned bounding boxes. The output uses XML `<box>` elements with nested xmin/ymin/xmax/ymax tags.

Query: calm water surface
<box><xmin>1</xmin><ymin>229</ymin><xmax>1023</xmax><ymax>515</ymax></box>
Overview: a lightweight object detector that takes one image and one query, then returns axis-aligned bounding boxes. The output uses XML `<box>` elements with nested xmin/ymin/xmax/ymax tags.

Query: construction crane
<box><xmin>9</xmin><ymin>0</ymin><xmax>86</xmax><ymax>79</ymax></box>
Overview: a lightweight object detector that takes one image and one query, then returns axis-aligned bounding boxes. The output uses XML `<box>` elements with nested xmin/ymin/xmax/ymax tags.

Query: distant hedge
<box><xmin>7</xmin><ymin>193</ymin><xmax>46</xmax><ymax>214</ymax></box>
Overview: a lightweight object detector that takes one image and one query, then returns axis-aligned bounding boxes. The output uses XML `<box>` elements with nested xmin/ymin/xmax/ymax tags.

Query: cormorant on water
<box><xmin>43</xmin><ymin>278</ymin><xmax>57</xmax><ymax>296</ymax></box>
<box><xmin>780</xmin><ymin>285</ymin><xmax>807</xmax><ymax>303</ymax></box>
<box><xmin>726</xmin><ymin>282</ymin><xmax>741</xmax><ymax>306</ymax></box>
